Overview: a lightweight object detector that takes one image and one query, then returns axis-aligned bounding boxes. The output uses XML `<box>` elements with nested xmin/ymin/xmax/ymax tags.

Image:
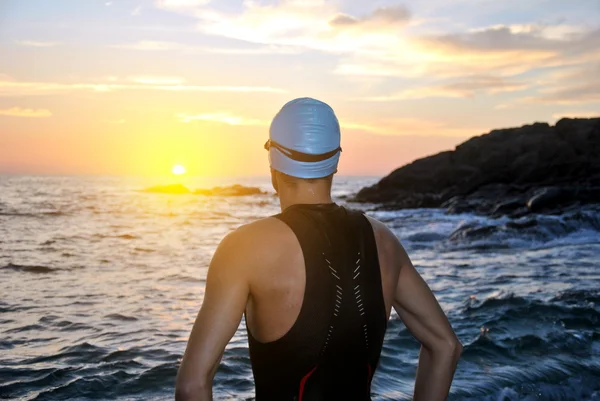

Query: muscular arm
<box><xmin>376</xmin><ymin>221</ymin><xmax>462</xmax><ymax>401</ymax></box>
<box><xmin>175</xmin><ymin>229</ymin><xmax>251</xmax><ymax>401</ymax></box>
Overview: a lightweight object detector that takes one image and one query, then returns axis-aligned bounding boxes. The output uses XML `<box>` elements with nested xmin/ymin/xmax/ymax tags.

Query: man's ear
<box><xmin>270</xmin><ymin>168</ymin><xmax>279</xmax><ymax>194</ymax></box>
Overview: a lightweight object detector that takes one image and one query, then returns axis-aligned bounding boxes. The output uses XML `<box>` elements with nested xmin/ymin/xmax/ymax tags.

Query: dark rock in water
<box><xmin>527</xmin><ymin>187</ymin><xmax>564</xmax><ymax>212</ymax></box>
<box><xmin>492</xmin><ymin>199</ymin><xmax>524</xmax><ymax>216</ymax></box>
<box><xmin>2</xmin><ymin>263</ymin><xmax>55</xmax><ymax>274</ymax></box>
<box><xmin>142</xmin><ymin>184</ymin><xmax>191</xmax><ymax>194</ymax></box>
<box><xmin>354</xmin><ymin>118</ymin><xmax>600</xmax><ymax>217</ymax></box>
<box><xmin>141</xmin><ymin>184</ymin><xmax>266</xmax><ymax>196</ymax></box>
<box><xmin>506</xmin><ymin>218</ymin><xmax>538</xmax><ymax>229</ymax></box>
<box><xmin>448</xmin><ymin>224</ymin><xmax>498</xmax><ymax>242</ymax></box>
<box><xmin>194</xmin><ymin>185</ymin><xmax>266</xmax><ymax>197</ymax></box>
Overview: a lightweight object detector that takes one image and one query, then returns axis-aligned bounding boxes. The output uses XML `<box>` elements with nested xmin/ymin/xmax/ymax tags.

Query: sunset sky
<box><xmin>1</xmin><ymin>0</ymin><xmax>599</xmax><ymax>176</ymax></box>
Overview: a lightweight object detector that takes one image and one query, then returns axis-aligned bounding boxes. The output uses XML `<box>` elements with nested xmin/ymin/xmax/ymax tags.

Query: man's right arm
<box><xmin>383</xmin><ymin>224</ymin><xmax>462</xmax><ymax>400</ymax></box>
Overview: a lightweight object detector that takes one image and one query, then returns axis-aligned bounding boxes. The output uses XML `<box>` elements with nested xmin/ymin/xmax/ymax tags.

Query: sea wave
<box><xmin>394</xmin><ymin>206</ymin><xmax>600</xmax><ymax>251</ymax></box>
<box><xmin>2</xmin><ymin>176</ymin><xmax>599</xmax><ymax>400</ymax></box>
<box><xmin>446</xmin><ymin>207</ymin><xmax>600</xmax><ymax>249</ymax></box>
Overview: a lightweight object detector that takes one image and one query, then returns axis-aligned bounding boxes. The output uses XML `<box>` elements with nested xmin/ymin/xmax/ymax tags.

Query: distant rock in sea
<box><xmin>353</xmin><ymin>117</ymin><xmax>600</xmax><ymax>217</ymax></box>
<box><xmin>142</xmin><ymin>184</ymin><xmax>266</xmax><ymax>197</ymax></box>
<box><xmin>142</xmin><ymin>184</ymin><xmax>192</xmax><ymax>194</ymax></box>
<box><xmin>194</xmin><ymin>184</ymin><xmax>266</xmax><ymax>197</ymax></box>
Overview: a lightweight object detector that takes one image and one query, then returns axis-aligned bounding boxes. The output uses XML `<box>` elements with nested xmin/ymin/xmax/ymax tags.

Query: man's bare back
<box><xmin>176</xmin><ymin>211</ymin><xmax>462</xmax><ymax>400</ymax></box>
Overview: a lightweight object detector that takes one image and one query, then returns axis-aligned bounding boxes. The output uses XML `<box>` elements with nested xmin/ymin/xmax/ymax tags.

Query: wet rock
<box><xmin>527</xmin><ymin>187</ymin><xmax>564</xmax><ymax>212</ymax></box>
<box><xmin>491</xmin><ymin>199</ymin><xmax>525</xmax><ymax>216</ymax></box>
<box><xmin>506</xmin><ymin>218</ymin><xmax>539</xmax><ymax>229</ymax></box>
<box><xmin>448</xmin><ymin>224</ymin><xmax>498</xmax><ymax>242</ymax></box>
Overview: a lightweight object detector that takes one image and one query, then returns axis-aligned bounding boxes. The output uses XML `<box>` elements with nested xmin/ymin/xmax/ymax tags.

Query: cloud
<box><xmin>328</xmin><ymin>14</ymin><xmax>356</xmax><ymax>27</ymax></box>
<box><xmin>129</xmin><ymin>76</ymin><xmax>185</xmax><ymax>85</ymax></box>
<box><xmin>329</xmin><ymin>6</ymin><xmax>411</xmax><ymax>28</ymax></box>
<box><xmin>0</xmin><ymin>77</ymin><xmax>286</xmax><ymax>97</ymax></box>
<box><xmin>111</xmin><ymin>41</ymin><xmax>188</xmax><ymax>51</ymax></box>
<box><xmin>0</xmin><ymin>107</ymin><xmax>52</xmax><ymax>118</ymax></box>
<box><xmin>177</xmin><ymin>112</ymin><xmax>267</xmax><ymax>125</ymax></box>
<box><xmin>158</xmin><ymin>1</ymin><xmax>410</xmax><ymax>55</ymax></box>
<box><xmin>524</xmin><ymin>82</ymin><xmax>600</xmax><ymax>104</ymax></box>
<box><xmin>173</xmin><ymin>112</ymin><xmax>476</xmax><ymax>137</ymax></box>
<box><xmin>354</xmin><ymin>75</ymin><xmax>529</xmax><ymax>102</ymax></box>
<box><xmin>150</xmin><ymin>0</ymin><xmax>595</xmax><ymax>100</ymax></box>
<box><xmin>341</xmin><ymin>117</ymin><xmax>481</xmax><ymax>137</ymax></box>
<box><xmin>518</xmin><ymin>63</ymin><xmax>600</xmax><ymax>104</ymax></box>
<box><xmin>437</xmin><ymin>76</ymin><xmax>528</xmax><ymax>96</ymax></box>
<box><xmin>154</xmin><ymin>84</ymin><xmax>284</xmax><ymax>93</ymax></box>
<box><xmin>552</xmin><ymin>111</ymin><xmax>599</xmax><ymax>121</ymax></box>
<box><xmin>422</xmin><ymin>25</ymin><xmax>568</xmax><ymax>52</ymax></box>
<box><xmin>15</xmin><ymin>40</ymin><xmax>59</xmax><ymax>48</ymax></box>
<box><xmin>200</xmin><ymin>45</ymin><xmax>302</xmax><ymax>55</ymax></box>
<box><xmin>355</xmin><ymin>76</ymin><xmax>528</xmax><ymax>101</ymax></box>
<box><xmin>331</xmin><ymin>24</ymin><xmax>600</xmax><ymax>105</ymax></box>
<box><xmin>132</xmin><ymin>6</ymin><xmax>142</xmax><ymax>16</ymax></box>
<box><xmin>155</xmin><ymin>0</ymin><xmax>600</xmax><ymax>86</ymax></box>
<box><xmin>156</xmin><ymin>0</ymin><xmax>210</xmax><ymax>10</ymax></box>
<box><xmin>335</xmin><ymin>25</ymin><xmax>587</xmax><ymax>80</ymax></box>
<box><xmin>333</xmin><ymin>62</ymin><xmax>402</xmax><ymax>77</ymax></box>
<box><xmin>409</xmin><ymin>25</ymin><xmax>600</xmax><ymax>75</ymax></box>
<box><xmin>111</xmin><ymin>40</ymin><xmax>300</xmax><ymax>55</ymax></box>
<box><xmin>173</xmin><ymin>112</ymin><xmax>475</xmax><ymax>137</ymax></box>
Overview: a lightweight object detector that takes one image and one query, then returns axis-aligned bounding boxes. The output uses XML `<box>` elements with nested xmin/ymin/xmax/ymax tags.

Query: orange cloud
<box><xmin>15</xmin><ymin>40</ymin><xmax>59</xmax><ymax>48</ymax></box>
<box><xmin>341</xmin><ymin>118</ymin><xmax>482</xmax><ymax>138</ymax></box>
<box><xmin>177</xmin><ymin>112</ymin><xmax>267</xmax><ymax>126</ymax></box>
<box><xmin>552</xmin><ymin>111</ymin><xmax>599</xmax><ymax>121</ymax></box>
<box><xmin>528</xmin><ymin>62</ymin><xmax>600</xmax><ymax>104</ymax></box>
<box><xmin>111</xmin><ymin>40</ymin><xmax>300</xmax><ymax>55</ymax></box>
<box><xmin>329</xmin><ymin>6</ymin><xmax>411</xmax><ymax>29</ymax></box>
<box><xmin>0</xmin><ymin>107</ymin><xmax>52</xmax><ymax>118</ymax></box>
<box><xmin>156</xmin><ymin>0</ymin><xmax>210</xmax><ymax>9</ymax></box>
<box><xmin>111</xmin><ymin>41</ymin><xmax>188</xmax><ymax>51</ymax></box>
<box><xmin>157</xmin><ymin>0</ymin><xmax>599</xmax><ymax>105</ymax></box>
<box><xmin>0</xmin><ymin>77</ymin><xmax>286</xmax><ymax>97</ymax></box>
<box><xmin>129</xmin><ymin>76</ymin><xmax>185</xmax><ymax>85</ymax></box>
<box><xmin>356</xmin><ymin>76</ymin><xmax>529</xmax><ymax>101</ymax></box>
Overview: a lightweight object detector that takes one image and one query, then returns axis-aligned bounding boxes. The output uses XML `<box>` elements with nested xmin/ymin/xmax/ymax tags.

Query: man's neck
<box><xmin>278</xmin><ymin>189</ymin><xmax>333</xmax><ymax>211</ymax></box>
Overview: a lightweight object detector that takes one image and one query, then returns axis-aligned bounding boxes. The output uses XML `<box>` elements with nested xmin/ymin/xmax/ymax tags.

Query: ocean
<box><xmin>1</xmin><ymin>175</ymin><xmax>599</xmax><ymax>400</ymax></box>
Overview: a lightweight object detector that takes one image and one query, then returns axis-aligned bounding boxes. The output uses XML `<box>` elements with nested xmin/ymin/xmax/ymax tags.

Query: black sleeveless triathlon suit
<box><xmin>246</xmin><ymin>203</ymin><xmax>388</xmax><ymax>401</ymax></box>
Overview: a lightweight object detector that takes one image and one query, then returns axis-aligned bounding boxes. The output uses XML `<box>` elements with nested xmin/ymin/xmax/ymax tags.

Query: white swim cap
<box><xmin>266</xmin><ymin>97</ymin><xmax>341</xmax><ymax>179</ymax></box>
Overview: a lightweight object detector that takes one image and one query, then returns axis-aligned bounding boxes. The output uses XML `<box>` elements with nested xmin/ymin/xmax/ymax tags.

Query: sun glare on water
<box><xmin>172</xmin><ymin>165</ymin><xmax>186</xmax><ymax>175</ymax></box>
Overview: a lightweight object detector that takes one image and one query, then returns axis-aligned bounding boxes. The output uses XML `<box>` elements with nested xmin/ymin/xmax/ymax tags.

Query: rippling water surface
<box><xmin>1</xmin><ymin>175</ymin><xmax>599</xmax><ymax>400</ymax></box>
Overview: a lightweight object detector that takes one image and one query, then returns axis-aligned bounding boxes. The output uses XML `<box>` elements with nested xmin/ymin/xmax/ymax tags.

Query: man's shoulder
<box><xmin>219</xmin><ymin>216</ymin><xmax>293</xmax><ymax>259</ymax></box>
<box><xmin>233</xmin><ymin>216</ymin><xmax>290</xmax><ymax>239</ymax></box>
<box><xmin>363</xmin><ymin>214</ymin><xmax>405</xmax><ymax>265</ymax></box>
<box><xmin>364</xmin><ymin>215</ymin><xmax>398</xmax><ymax>245</ymax></box>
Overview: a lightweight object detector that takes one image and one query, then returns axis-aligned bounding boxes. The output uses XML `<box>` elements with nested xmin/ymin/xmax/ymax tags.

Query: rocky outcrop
<box><xmin>354</xmin><ymin>118</ymin><xmax>600</xmax><ymax>216</ymax></box>
<box><xmin>142</xmin><ymin>184</ymin><xmax>266</xmax><ymax>196</ymax></box>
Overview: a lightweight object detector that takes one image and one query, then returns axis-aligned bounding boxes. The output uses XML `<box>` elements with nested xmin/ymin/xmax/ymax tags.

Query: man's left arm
<box><xmin>175</xmin><ymin>229</ymin><xmax>251</xmax><ymax>401</ymax></box>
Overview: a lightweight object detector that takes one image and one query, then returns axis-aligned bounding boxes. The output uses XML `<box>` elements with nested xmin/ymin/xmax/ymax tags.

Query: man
<box><xmin>176</xmin><ymin>98</ymin><xmax>462</xmax><ymax>401</ymax></box>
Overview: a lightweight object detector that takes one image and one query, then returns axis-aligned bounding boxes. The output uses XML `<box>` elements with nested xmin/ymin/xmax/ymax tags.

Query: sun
<box><xmin>172</xmin><ymin>165</ymin><xmax>186</xmax><ymax>175</ymax></box>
